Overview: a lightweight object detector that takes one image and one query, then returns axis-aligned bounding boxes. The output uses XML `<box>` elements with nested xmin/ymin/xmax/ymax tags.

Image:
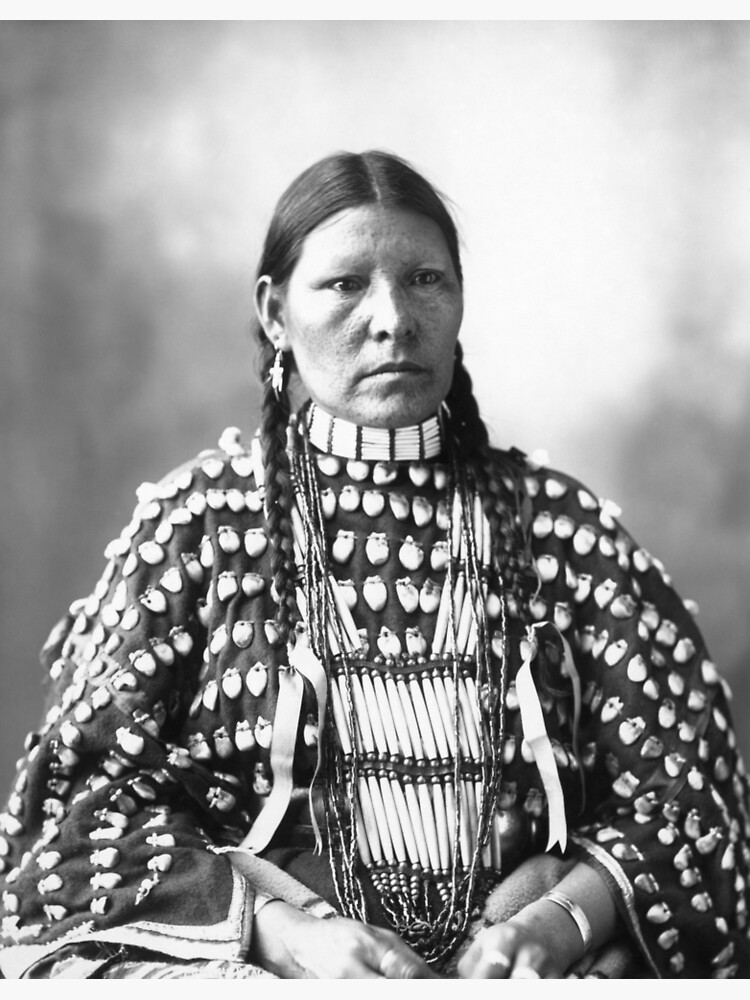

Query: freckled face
<box><xmin>256</xmin><ymin>205</ymin><xmax>464</xmax><ymax>428</ymax></box>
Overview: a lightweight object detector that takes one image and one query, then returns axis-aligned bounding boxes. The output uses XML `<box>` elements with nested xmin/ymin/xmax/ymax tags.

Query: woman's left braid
<box><xmin>258</xmin><ymin>339</ymin><xmax>300</xmax><ymax>646</ymax></box>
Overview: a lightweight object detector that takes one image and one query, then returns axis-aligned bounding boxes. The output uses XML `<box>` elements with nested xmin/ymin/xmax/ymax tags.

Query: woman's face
<box><xmin>256</xmin><ymin>204</ymin><xmax>464</xmax><ymax>428</ymax></box>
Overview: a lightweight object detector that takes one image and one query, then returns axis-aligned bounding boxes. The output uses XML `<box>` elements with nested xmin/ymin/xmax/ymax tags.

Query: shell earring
<box><xmin>269</xmin><ymin>348</ymin><xmax>285</xmax><ymax>398</ymax></box>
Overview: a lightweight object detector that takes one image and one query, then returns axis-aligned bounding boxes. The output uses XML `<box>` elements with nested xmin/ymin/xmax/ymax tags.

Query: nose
<box><xmin>366</xmin><ymin>280</ymin><xmax>413</xmax><ymax>340</ymax></box>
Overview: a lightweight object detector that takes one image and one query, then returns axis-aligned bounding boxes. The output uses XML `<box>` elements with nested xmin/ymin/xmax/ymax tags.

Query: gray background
<box><xmin>2</xmin><ymin>20</ymin><xmax>749</xmax><ymax>793</ymax></box>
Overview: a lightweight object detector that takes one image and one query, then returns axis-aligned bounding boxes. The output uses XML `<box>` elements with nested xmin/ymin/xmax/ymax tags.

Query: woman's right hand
<box><xmin>249</xmin><ymin>900</ymin><xmax>439</xmax><ymax>978</ymax></box>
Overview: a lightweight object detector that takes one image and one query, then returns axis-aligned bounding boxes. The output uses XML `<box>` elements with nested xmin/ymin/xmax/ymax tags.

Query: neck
<box><xmin>304</xmin><ymin>403</ymin><xmax>444</xmax><ymax>462</ymax></box>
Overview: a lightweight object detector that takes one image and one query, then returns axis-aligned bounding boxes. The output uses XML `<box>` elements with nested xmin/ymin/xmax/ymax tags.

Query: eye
<box><xmin>412</xmin><ymin>270</ymin><xmax>441</xmax><ymax>287</ymax></box>
<box><xmin>329</xmin><ymin>277</ymin><xmax>362</xmax><ymax>293</ymax></box>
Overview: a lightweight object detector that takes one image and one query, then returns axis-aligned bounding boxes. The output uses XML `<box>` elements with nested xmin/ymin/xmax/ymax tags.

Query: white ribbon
<box><xmin>515</xmin><ymin>625</ymin><xmax>568</xmax><ymax>852</ymax></box>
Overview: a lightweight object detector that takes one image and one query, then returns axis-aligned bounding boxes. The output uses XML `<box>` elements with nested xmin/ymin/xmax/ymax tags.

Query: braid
<box><xmin>257</xmin><ymin>338</ymin><xmax>300</xmax><ymax>646</ymax></box>
<box><xmin>447</xmin><ymin>342</ymin><xmax>534</xmax><ymax>605</ymax></box>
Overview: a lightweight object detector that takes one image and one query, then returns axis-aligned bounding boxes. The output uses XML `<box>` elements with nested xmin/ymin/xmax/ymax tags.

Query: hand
<box><xmin>456</xmin><ymin>919</ymin><xmax>565</xmax><ymax>979</ymax></box>
<box><xmin>251</xmin><ymin>902</ymin><xmax>440</xmax><ymax>978</ymax></box>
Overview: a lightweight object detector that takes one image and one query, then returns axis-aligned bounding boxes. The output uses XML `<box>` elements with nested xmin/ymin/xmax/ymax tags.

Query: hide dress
<box><xmin>1</xmin><ymin>408</ymin><xmax>748</xmax><ymax>978</ymax></box>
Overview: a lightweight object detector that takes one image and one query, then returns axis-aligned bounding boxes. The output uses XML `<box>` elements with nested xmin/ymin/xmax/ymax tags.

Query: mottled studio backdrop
<box><xmin>1</xmin><ymin>20</ymin><xmax>749</xmax><ymax>793</ymax></box>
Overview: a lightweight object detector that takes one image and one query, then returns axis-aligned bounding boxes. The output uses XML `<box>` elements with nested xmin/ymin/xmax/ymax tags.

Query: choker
<box><xmin>305</xmin><ymin>402</ymin><xmax>444</xmax><ymax>462</ymax></box>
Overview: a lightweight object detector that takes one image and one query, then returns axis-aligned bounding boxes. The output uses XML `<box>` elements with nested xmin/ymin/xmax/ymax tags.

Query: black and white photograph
<box><xmin>1</xmin><ymin>13</ymin><xmax>749</xmax><ymax>980</ymax></box>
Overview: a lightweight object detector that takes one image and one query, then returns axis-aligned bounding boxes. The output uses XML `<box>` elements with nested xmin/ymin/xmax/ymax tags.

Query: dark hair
<box><xmin>255</xmin><ymin>149</ymin><xmax>462</xmax><ymax>292</ymax></box>
<box><xmin>253</xmin><ymin>150</ymin><xmax>529</xmax><ymax>645</ymax></box>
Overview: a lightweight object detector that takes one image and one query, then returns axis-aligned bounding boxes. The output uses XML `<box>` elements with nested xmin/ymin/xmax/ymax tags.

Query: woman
<box><xmin>1</xmin><ymin>150</ymin><xmax>748</xmax><ymax>979</ymax></box>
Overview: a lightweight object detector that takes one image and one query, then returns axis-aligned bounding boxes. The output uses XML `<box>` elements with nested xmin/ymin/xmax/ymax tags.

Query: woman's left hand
<box><xmin>455</xmin><ymin>919</ymin><xmax>565</xmax><ymax>979</ymax></box>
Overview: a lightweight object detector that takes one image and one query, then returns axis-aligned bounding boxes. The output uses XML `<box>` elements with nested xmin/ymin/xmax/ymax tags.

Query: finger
<box><xmin>378</xmin><ymin>944</ymin><xmax>436</xmax><ymax>979</ymax></box>
<box><xmin>508</xmin><ymin>942</ymin><xmax>551</xmax><ymax>980</ymax></box>
<box><xmin>481</xmin><ymin>949</ymin><xmax>512</xmax><ymax>979</ymax></box>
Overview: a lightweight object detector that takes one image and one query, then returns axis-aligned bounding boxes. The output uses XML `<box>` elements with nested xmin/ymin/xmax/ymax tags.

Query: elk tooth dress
<box><xmin>0</xmin><ymin>410</ymin><xmax>748</xmax><ymax>979</ymax></box>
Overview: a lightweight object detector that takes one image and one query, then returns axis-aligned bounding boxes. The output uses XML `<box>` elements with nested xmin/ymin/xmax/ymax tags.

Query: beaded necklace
<box><xmin>289</xmin><ymin>404</ymin><xmax>508</xmax><ymax>967</ymax></box>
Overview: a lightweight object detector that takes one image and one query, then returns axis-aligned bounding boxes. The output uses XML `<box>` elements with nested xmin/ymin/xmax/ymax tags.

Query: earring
<box><xmin>269</xmin><ymin>349</ymin><xmax>285</xmax><ymax>398</ymax></box>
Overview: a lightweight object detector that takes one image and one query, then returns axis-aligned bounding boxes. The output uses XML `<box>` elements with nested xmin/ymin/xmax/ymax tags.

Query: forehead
<box><xmin>294</xmin><ymin>204</ymin><xmax>453</xmax><ymax>272</ymax></box>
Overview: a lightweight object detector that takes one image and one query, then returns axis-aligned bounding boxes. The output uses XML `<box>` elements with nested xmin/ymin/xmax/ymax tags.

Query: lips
<box><xmin>365</xmin><ymin>361</ymin><xmax>425</xmax><ymax>378</ymax></box>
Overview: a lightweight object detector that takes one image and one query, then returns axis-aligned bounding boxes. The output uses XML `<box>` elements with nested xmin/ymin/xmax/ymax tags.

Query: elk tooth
<box><xmin>346</xmin><ymin>459</ymin><xmax>369</xmax><ymax>481</ymax></box>
<box><xmin>664</xmin><ymin>752</ymin><xmax>685</xmax><ymax>777</ymax></box>
<box><xmin>230</xmin><ymin>454</ymin><xmax>254</xmax><ymax>478</ymax></box>
<box><xmin>337</xmin><ymin>579</ymin><xmax>357</xmax><ymax>610</ymax></box>
<box><xmin>170</xmin><ymin>627</ymin><xmax>193</xmax><ymax>656</ymax></box>
<box><xmin>396</xmin><ymin>578</ymin><xmax>419</xmax><ymax>614</ymax></box>
<box><xmin>365</xmin><ymin>532</ymin><xmax>389</xmax><ymax>566</ymax></box>
<box><xmin>60</xmin><ymin>721</ymin><xmax>82</xmax><ymax>748</ymax></box>
<box><xmin>412</xmin><ymin>496</ymin><xmax>433</xmax><ymax>526</ymax></box>
<box><xmin>532</xmin><ymin>511</ymin><xmax>553</xmax><ymax>538</ymax></box>
<box><xmin>604</xmin><ymin>640</ymin><xmax>628</xmax><ymax>666</ymax></box>
<box><xmin>246</xmin><ymin>662</ymin><xmax>268</xmax><ymax>697</ymax></box>
<box><xmin>206</xmin><ymin>489</ymin><xmax>226</xmax><ymax>511</ymax></box>
<box><xmin>640</xmin><ymin>736</ymin><xmax>664</xmax><ymax>759</ymax></box>
<box><xmin>231</xmin><ymin>621</ymin><xmax>254</xmax><ymax>649</ymax></box>
<box><xmin>611</xmin><ymin>594</ymin><xmax>636</xmax><ymax>619</ymax></box>
<box><xmin>399</xmin><ymin>536</ymin><xmax>424</xmax><ymax>571</ymax></box>
<box><xmin>419</xmin><ymin>579</ymin><xmax>441</xmax><ymax>614</ymax></box>
<box><xmin>255</xmin><ymin>717</ymin><xmax>272</xmax><ymax>749</ymax></box>
<box><xmin>148</xmin><ymin>853</ymin><xmax>173</xmax><ymax>872</ymax></box>
<box><xmin>89</xmin><ymin>847</ymin><xmax>119</xmax><ymax>867</ymax></box>
<box><xmin>377</xmin><ymin>627</ymin><xmax>402</xmax><ymax>659</ymax></box>
<box><xmin>37</xmin><ymin>851</ymin><xmax>62</xmax><ymax>870</ymax></box>
<box><xmin>405</xmin><ymin>627</ymin><xmax>427</xmax><ymax>657</ymax></box>
<box><xmin>594</xmin><ymin>579</ymin><xmax>617</xmax><ymax>608</ymax></box>
<box><xmin>244</xmin><ymin>528</ymin><xmax>268</xmax><ymax>558</ymax></box>
<box><xmin>373</xmin><ymin>462</ymin><xmax>397</xmax><ymax>485</ymax></box>
<box><xmin>363</xmin><ymin>576</ymin><xmax>388</xmax><ymax>612</ymax></box>
<box><xmin>321</xmin><ymin>487</ymin><xmax>337</xmax><ymax>518</ymax></box>
<box><xmin>535</xmin><ymin>554</ymin><xmax>559</xmax><ymax>583</ymax></box>
<box><xmin>141</xmin><ymin>589</ymin><xmax>167</xmax><ymax>614</ymax></box>
<box><xmin>573</xmin><ymin>525</ymin><xmax>597</xmax><ymax>556</ymax></box>
<box><xmin>234</xmin><ymin>721</ymin><xmax>256</xmax><ymax>751</ymax></box>
<box><xmin>138</xmin><ymin>541</ymin><xmax>165</xmax><ymax>566</ymax></box>
<box><xmin>408</xmin><ymin>462</ymin><xmax>431</xmax><ymax>486</ymax></box>
<box><xmin>575</xmin><ymin>575</ymin><xmax>592</xmax><ymax>603</ymax></box>
<box><xmin>316</xmin><ymin>454</ymin><xmax>340</xmax><ymax>477</ymax></box>
<box><xmin>389</xmin><ymin>493</ymin><xmax>410</xmax><ymax>520</ymax></box>
<box><xmin>132</xmin><ymin>651</ymin><xmax>157</xmax><ymax>676</ymax></box>
<box><xmin>601</xmin><ymin>696</ymin><xmax>623</xmax><ymax>723</ymax></box>
<box><xmin>264</xmin><ymin>620</ymin><xmax>281</xmax><ymax>646</ymax></box>
<box><xmin>362</xmin><ymin>491</ymin><xmax>385</xmax><ymax>516</ymax></box>
<box><xmin>202</xmin><ymin>680</ymin><xmax>219</xmax><ymax>712</ymax></box>
<box><xmin>658</xmin><ymin>699</ymin><xmax>677</xmax><ymax>728</ymax></box>
<box><xmin>430</xmin><ymin>540</ymin><xmax>450</xmax><ymax>572</ymax></box>
<box><xmin>116</xmin><ymin>728</ymin><xmax>144</xmax><ymax>756</ymax></box>
<box><xmin>159</xmin><ymin>568</ymin><xmax>183</xmax><ymax>594</ymax></box>
<box><xmin>209</xmin><ymin>625</ymin><xmax>228</xmax><ymax>654</ymax></box>
<box><xmin>332</xmin><ymin>530</ymin><xmax>356</xmax><ymax>563</ymax></box>
<box><xmin>338</xmin><ymin>486</ymin><xmax>359</xmax><ymax>513</ymax></box>
<box><xmin>544</xmin><ymin>477</ymin><xmax>567</xmax><ymax>499</ymax></box>
<box><xmin>554</xmin><ymin>515</ymin><xmax>575</xmax><ymax>539</ymax></box>
<box><xmin>619</xmin><ymin>717</ymin><xmax>645</xmax><ymax>745</ymax></box>
<box><xmin>120</xmin><ymin>606</ymin><xmax>140</xmax><ymax>631</ymax></box>
<box><xmin>222</xmin><ymin>668</ymin><xmax>242</xmax><ymax>699</ymax></box>
<box><xmin>241</xmin><ymin>573</ymin><xmax>265</xmax><ymax>597</ymax></box>
<box><xmin>303</xmin><ymin>716</ymin><xmax>319</xmax><ymax>747</ymax></box>
<box><xmin>217</xmin><ymin>572</ymin><xmax>239</xmax><ymax>602</ymax></box>
<box><xmin>245</xmin><ymin>489</ymin><xmax>263</xmax><ymax>512</ymax></box>
<box><xmin>226</xmin><ymin>489</ymin><xmax>246</xmax><ymax>513</ymax></box>
<box><xmin>74</xmin><ymin>702</ymin><xmax>93</xmax><ymax>723</ymax></box>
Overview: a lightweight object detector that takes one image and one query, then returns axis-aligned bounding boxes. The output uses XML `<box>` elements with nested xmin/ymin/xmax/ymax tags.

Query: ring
<box><xmin>484</xmin><ymin>949</ymin><xmax>511</xmax><ymax>970</ymax></box>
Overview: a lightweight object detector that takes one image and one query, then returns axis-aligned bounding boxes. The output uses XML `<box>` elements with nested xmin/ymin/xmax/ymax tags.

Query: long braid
<box><xmin>256</xmin><ymin>338</ymin><xmax>300</xmax><ymax>646</ymax></box>
<box><xmin>446</xmin><ymin>342</ymin><xmax>535</xmax><ymax>606</ymax></box>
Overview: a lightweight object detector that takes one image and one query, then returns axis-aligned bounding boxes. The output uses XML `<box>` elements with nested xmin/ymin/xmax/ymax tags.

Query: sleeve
<box><xmin>527</xmin><ymin>465</ymin><xmax>750</xmax><ymax>979</ymax></box>
<box><xmin>0</xmin><ymin>454</ymin><xmax>255</xmax><ymax>978</ymax></box>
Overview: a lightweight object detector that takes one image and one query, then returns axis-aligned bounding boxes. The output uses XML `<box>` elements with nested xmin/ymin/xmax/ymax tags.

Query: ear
<box><xmin>254</xmin><ymin>275</ymin><xmax>292</xmax><ymax>351</ymax></box>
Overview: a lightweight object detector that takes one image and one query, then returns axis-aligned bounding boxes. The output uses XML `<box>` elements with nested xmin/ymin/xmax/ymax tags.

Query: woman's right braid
<box><xmin>257</xmin><ymin>342</ymin><xmax>300</xmax><ymax>646</ymax></box>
